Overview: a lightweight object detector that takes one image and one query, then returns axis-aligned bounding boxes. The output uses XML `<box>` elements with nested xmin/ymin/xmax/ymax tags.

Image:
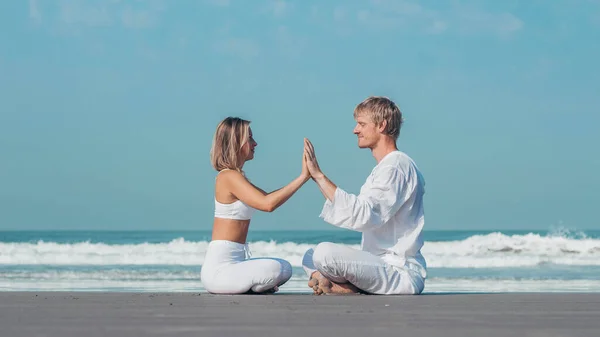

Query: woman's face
<box><xmin>240</xmin><ymin>127</ymin><xmax>257</xmax><ymax>161</ymax></box>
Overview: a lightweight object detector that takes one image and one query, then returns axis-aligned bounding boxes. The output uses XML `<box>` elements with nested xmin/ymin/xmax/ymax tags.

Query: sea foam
<box><xmin>1</xmin><ymin>232</ymin><xmax>599</xmax><ymax>268</ymax></box>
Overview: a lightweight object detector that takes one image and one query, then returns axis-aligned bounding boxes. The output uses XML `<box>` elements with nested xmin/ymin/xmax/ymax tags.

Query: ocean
<box><xmin>1</xmin><ymin>229</ymin><xmax>599</xmax><ymax>293</ymax></box>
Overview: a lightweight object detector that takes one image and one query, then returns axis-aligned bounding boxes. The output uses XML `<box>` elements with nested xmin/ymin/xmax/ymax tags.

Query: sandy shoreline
<box><xmin>1</xmin><ymin>292</ymin><xmax>599</xmax><ymax>336</ymax></box>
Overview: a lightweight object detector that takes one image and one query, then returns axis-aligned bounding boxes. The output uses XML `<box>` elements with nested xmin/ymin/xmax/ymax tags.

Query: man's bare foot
<box><xmin>327</xmin><ymin>282</ymin><xmax>360</xmax><ymax>295</ymax></box>
<box><xmin>308</xmin><ymin>271</ymin><xmax>360</xmax><ymax>295</ymax></box>
<box><xmin>308</xmin><ymin>271</ymin><xmax>331</xmax><ymax>295</ymax></box>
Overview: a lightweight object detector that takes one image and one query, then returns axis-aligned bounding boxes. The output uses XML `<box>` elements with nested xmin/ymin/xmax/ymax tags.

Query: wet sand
<box><xmin>1</xmin><ymin>292</ymin><xmax>599</xmax><ymax>337</ymax></box>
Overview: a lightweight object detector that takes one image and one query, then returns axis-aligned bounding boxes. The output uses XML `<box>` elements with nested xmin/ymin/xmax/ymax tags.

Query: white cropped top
<box><xmin>214</xmin><ymin>199</ymin><xmax>255</xmax><ymax>220</ymax></box>
<box><xmin>214</xmin><ymin>169</ymin><xmax>256</xmax><ymax>220</ymax></box>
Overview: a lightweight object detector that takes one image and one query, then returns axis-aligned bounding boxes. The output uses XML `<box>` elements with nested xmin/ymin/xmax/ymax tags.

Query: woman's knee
<box><xmin>201</xmin><ymin>271</ymin><xmax>249</xmax><ymax>294</ymax></box>
<box><xmin>247</xmin><ymin>259</ymin><xmax>292</xmax><ymax>292</ymax></box>
<box><xmin>274</xmin><ymin>258</ymin><xmax>293</xmax><ymax>282</ymax></box>
<box><xmin>202</xmin><ymin>258</ymin><xmax>292</xmax><ymax>294</ymax></box>
<box><xmin>258</xmin><ymin>258</ymin><xmax>292</xmax><ymax>284</ymax></box>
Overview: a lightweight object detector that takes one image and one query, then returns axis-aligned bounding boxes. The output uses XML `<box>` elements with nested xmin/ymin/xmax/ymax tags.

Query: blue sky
<box><xmin>1</xmin><ymin>0</ymin><xmax>599</xmax><ymax>231</ymax></box>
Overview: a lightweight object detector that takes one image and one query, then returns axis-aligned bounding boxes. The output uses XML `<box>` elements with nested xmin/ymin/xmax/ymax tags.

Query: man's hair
<box><xmin>210</xmin><ymin>117</ymin><xmax>251</xmax><ymax>172</ymax></box>
<box><xmin>353</xmin><ymin>96</ymin><xmax>403</xmax><ymax>140</ymax></box>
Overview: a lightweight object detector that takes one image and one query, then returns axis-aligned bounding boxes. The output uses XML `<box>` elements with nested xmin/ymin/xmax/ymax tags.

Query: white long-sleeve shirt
<box><xmin>320</xmin><ymin>150</ymin><xmax>427</xmax><ymax>278</ymax></box>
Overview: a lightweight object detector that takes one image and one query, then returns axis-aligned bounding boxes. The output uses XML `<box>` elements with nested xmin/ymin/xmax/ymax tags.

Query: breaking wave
<box><xmin>1</xmin><ymin>232</ymin><xmax>599</xmax><ymax>268</ymax></box>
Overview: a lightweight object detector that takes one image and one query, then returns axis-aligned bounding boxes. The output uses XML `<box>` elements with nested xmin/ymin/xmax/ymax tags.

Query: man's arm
<box><xmin>317</xmin><ymin>166</ymin><xmax>404</xmax><ymax>232</ymax></box>
<box><xmin>304</xmin><ymin>138</ymin><xmax>404</xmax><ymax>232</ymax></box>
<box><xmin>311</xmin><ymin>172</ymin><xmax>337</xmax><ymax>202</ymax></box>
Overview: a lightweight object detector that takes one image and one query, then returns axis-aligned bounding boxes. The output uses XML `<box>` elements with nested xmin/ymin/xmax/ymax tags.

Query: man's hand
<box><xmin>304</xmin><ymin>138</ymin><xmax>324</xmax><ymax>180</ymax></box>
<box><xmin>304</xmin><ymin>138</ymin><xmax>337</xmax><ymax>201</ymax></box>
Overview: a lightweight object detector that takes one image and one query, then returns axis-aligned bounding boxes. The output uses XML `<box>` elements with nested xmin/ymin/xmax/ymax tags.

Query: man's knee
<box><xmin>312</xmin><ymin>242</ymin><xmax>341</xmax><ymax>268</ymax></box>
<box><xmin>302</xmin><ymin>248</ymin><xmax>314</xmax><ymax>260</ymax></box>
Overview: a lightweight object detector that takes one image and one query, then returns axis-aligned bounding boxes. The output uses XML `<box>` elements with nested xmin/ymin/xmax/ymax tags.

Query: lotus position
<box><xmin>302</xmin><ymin>96</ymin><xmax>428</xmax><ymax>295</ymax></box>
<box><xmin>200</xmin><ymin>117</ymin><xmax>310</xmax><ymax>294</ymax></box>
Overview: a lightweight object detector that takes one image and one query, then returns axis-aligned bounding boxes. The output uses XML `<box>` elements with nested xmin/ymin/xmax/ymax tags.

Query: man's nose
<box><xmin>353</xmin><ymin>125</ymin><xmax>360</xmax><ymax>134</ymax></box>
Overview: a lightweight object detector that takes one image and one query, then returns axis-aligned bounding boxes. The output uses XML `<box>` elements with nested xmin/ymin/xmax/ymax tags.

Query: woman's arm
<box><xmin>223</xmin><ymin>170</ymin><xmax>309</xmax><ymax>212</ymax></box>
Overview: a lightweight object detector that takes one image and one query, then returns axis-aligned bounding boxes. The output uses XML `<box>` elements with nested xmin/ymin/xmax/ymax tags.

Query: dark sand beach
<box><xmin>1</xmin><ymin>292</ymin><xmax>599</xmax><ymax>337</ymax></box>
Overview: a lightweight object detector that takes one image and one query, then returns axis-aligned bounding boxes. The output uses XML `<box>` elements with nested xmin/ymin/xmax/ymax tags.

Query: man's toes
<box><xmin>308</xmin><ymin>272</ymin><xmax>337</xmax><ymax>295</ymax></box>
<box><xmin>319</xmin><ymin>278</ymin><xmax>332</xmax><ymax>289</ymax></box>
<box><xmin>309</xmin><ymin>280</ymin><xmax>319</xmax><ymax>293</ymax></box>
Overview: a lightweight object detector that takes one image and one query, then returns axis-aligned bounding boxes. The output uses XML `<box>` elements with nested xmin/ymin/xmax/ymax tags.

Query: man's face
<box><xmin>353</xmin><ymin>114</ymin><xmax>380</xmax><ymax>149</ymax></box>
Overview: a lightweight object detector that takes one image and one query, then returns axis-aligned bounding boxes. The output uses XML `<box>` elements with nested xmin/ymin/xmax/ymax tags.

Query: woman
<box><xmin>200</xmin><ymin>117</ymin><xmax>310</xmax><ymax>294</ymax></box>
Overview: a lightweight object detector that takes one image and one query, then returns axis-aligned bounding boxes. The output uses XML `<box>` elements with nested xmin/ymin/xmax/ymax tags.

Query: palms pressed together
<box><xmin>303</xmin><ymin>138</ymin><xmax>322</xmax><ymax>179</ymax></box>
<box><xmin>302</xmin><ymin>138</ymin><xmax>360</xmax><ymax>295</ymax></box>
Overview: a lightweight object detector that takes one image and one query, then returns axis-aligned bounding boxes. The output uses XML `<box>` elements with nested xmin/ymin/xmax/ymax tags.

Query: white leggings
<box><xmin>201</xmin><ymin>240</ymin><xmax>292</xmax><ymax>294</ymax></box>
<box><xmin>302</xmin><ymin>242</ymin><xmax>425</xmax><ymax>295</ymax></box>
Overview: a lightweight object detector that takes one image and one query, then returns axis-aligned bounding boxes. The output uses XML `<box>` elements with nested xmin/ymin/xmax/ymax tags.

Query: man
<box><xmin>302</xmin><ymin>96</ymin><xmax>427</xmax><ymax>295</ymax></box>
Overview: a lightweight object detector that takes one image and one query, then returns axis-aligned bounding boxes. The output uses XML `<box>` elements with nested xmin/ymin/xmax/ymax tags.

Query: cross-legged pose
<box><xmin>201</xmin><ymin>117</ymin><xmax>310</xmax><ymax>294</ymax></box>
<box><xmin>302</xmin><ymin>96</ymin><xmax>427</xmax><ymax>295</ymax></box>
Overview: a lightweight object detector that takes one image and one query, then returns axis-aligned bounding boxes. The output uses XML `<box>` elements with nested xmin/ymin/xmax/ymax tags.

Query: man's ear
<box><xmin>378</xmin><ymin>120</ymin><xmax>387</xmax><ymax>133</ymax></box>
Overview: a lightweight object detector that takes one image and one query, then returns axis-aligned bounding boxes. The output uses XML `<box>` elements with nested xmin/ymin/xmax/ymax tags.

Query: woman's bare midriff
<box><xmin>211</xmin><ymin>218</ymin><xmax>251</xmax><ymax>244</ymax></box>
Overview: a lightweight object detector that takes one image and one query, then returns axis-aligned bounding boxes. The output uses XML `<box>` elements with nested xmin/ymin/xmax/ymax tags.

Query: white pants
<box><xmin>302</xmin><ymin>242</ymin><xmax>425</xmax><ymax>295</ymax></box>
<box><xmin>201</xmin><ymin>240</ymin><xmax>292</xmax><ymax>294</ymax></box>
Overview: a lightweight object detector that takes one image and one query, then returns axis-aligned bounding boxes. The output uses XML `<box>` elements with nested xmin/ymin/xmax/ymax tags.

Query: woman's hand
<box><xmin>301</xmin><ymin>141</ymin><xmax>311</xmax><ymax>181</ymax></box>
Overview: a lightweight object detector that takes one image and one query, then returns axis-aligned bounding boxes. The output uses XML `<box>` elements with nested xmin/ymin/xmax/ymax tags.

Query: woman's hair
<box><xmin>210</xmin><ymin>117</ymin><xmax>251</xmax><ymax>172</ymax></box>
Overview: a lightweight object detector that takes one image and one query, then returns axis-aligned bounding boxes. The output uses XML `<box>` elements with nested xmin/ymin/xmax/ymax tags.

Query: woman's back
<box><xmin>212</xmin><ymin>170</ymin><xmax>255</xmax><ymax>243</ymax></box>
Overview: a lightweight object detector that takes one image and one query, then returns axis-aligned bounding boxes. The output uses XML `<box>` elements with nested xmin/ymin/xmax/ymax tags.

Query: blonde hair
<box><xmin>353</xmin><ymin>96</ymin><xmax>403</xmax><ymax>140</ymax></box>
<box><xmin>210</xmin><ymin>117</ymin><xmax>251</xmax><ymax>172</ymax></box>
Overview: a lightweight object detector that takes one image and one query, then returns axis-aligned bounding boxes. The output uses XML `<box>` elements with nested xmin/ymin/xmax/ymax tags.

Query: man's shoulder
<box><xmin>380</xmin><ymin>151</ymin><xmax>418</xmax><ymax>169</ymax></box>
<box><xmin>375</xmin><ymin>151</ymin><xmax>423</xmax><ymax>184</ymax></box>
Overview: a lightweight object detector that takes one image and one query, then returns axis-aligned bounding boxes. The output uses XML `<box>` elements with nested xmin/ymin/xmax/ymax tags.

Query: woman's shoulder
<box><xmin>216</xmin><ymin>169</ymin><xmax>246</xmax><ymax>183</ymax></box>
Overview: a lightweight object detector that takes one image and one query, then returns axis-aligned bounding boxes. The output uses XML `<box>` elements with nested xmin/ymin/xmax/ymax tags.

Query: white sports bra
<box><xmin>214</xmin><ymin>169</ymin><xmax>256</xmax><ymax>220</ymax></box>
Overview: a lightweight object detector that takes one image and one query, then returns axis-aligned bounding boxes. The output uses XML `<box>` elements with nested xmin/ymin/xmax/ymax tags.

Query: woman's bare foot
<box><xmin>308</xmin><ymin>271</ymin><xmax>360</xmax><ymax>295</ymax></box>
<box><xmin>245</xmin><ymin>286</ymin><xmax>279</xmax><ymax>295</ymax></box>
<box><xmin>262</xmin><ymin>286</ymin><xmax>279</xmax><ymax>294</ymax></box>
